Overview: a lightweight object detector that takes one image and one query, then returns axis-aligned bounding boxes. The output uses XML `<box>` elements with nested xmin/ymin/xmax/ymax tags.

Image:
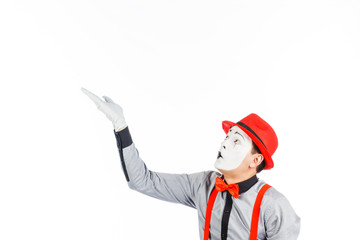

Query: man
<box><xmin>81</xmin><ymin>88</ymin><xmax>301</xmax><ymax>240</ymax></box>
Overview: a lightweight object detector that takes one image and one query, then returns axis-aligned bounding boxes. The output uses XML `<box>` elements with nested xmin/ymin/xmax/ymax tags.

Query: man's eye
<box><xmin>225</xmin><ymin>136</ymin><xmax>229</xmax><ymax>140</ymax></box>
<box><xmin>234</xmin><ymin>139</ymin><xmax>239</xmax><ymax>143</ymax></box>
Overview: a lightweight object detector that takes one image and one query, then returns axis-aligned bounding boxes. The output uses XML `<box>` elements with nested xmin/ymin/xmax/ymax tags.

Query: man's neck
<box><xmin>223</xmin><ymin>171</ymin><xmax>257</xmax><ymax>184</ymax></box>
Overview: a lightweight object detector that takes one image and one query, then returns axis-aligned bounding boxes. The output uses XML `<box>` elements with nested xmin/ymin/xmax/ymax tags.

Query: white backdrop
<box><xmin>1</xmin><ymin>0</ymin><xmax>359</xmax><ymax>239</ymax></box>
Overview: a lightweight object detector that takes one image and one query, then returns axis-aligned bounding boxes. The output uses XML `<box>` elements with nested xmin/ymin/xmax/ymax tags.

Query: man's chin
<box><xmin>214</xmin><ymin>159</ymin><xmax>240</xmax><ymax>172</ymax></box>
<box><xmin>214</xmin><ymin>161</ymin><xmax>232</xmax><ymax>172</ymax></box>
<box><xmin>214</xmin><ymin>159</ymin><xmax>223</xmax><ymax>170</ymax></box>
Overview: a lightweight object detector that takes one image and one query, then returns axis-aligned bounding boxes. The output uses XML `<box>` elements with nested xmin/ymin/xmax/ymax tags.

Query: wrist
<box><xmin>115</xmin><ymin>125</ymin><xmax>127</xmax><ymax>132</ymax></box>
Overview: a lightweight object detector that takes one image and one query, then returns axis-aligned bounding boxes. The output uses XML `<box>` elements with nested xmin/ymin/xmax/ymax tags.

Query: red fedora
<box><xmin>222</xmin><ymin>113</ymin><xmax>278</xmax><ymax>170</ymax></box>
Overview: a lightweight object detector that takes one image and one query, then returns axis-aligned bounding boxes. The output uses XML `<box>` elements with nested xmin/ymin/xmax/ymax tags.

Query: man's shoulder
<box><xmin>254</xmin><ymin>180</ymin><xmax>289</xmax><ymax>204</ymax></box>
<box><xmin>255</xmin><ymin>180</ymin><xmax>301</xmax><ymax>234</ymax></box>
<box><xmin>254</xmin><ymin>180</ymin><xmax>295</xmax><ymax>217</ymax></box>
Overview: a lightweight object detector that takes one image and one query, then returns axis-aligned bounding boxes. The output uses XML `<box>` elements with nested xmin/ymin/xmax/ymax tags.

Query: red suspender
<box><xmin>203</xmin><ymin>184</ymin><xmax>271</xmax><ymax>240</ymax></box>
<box><xmin>203</xmin><ymin>189</ymin><xmax>219</xmax><ymax>240</ymax></box>
<box><xmin>250</xmin><ymin>184</ymin><xmax>272</xmax><ymax>240</ymax></box>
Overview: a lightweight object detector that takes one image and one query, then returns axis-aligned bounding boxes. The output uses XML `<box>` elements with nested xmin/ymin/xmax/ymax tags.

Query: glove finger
<box><xmin>103</xmin><ymin>96</ymin><xmax>114</xmax><ymax>104</ymax></box>
<box><xmin>81</xmin><ymin>88</ymin><xmax>104</xmax><ymax>107</ymax></box>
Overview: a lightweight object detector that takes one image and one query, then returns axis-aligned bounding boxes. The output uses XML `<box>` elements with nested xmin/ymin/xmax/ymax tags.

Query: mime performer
<box><xmin>81</xmin><ymin>88</ymin><xmax>301</xmax><ymax>240</ymax></box>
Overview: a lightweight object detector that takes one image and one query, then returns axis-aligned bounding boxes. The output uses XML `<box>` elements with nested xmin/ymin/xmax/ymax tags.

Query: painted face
<box><xmin>214</xmin><ymin>125</ymin><xmax>253</xmax><ymax>171</ymax></box>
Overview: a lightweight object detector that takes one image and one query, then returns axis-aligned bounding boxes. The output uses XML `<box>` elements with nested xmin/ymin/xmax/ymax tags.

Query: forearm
<box><xmin>114</xmin><ymin>126</ymin><xmax>133</xmax><ymax>182</ymax></box>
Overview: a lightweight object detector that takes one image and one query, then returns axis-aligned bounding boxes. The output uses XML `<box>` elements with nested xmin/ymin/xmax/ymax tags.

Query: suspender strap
<box><xmin>203</xmin><ymin>189</ymin><xmax>219</xmax><ymax>240</ymax></box>
<box><xmin>249</xmin><ymin>184</ymin><xmax>272</xmax><ymax>240</ymax></box>
<box><xmin>203</xmin><ymin>183</ymin><xmax>271</xmax><ymax>240</ymax></box>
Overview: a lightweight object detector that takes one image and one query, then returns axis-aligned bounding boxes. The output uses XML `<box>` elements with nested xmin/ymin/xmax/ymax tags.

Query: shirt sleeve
<box><xmin>114</xmin><ymin>126</ymin><xmax>206</xmax><ymax>209</ymax></box>
<box><xmin>264</xmin><ymin>196</ymin><xmax>301</xmax><ymax>240</ymax></box>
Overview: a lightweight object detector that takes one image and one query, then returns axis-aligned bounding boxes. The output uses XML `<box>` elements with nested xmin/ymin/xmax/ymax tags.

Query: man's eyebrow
<box><xmin>235</xmin><ymin>132</ymin><xmax>245</xmax><ymax>140</ymax></box>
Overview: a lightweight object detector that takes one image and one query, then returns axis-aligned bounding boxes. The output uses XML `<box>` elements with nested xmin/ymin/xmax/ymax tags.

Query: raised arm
<box><xmin>81</xmin><ymin>88</ymin><xmax>206</xmax><ymax>208</ymax></box>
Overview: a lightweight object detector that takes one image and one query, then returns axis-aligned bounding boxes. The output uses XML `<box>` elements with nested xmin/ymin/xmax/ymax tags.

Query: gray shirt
<box><xmin>114</xmin><ymin>127</ymin><xmax>301</xmax><ymax>239</ymax></box>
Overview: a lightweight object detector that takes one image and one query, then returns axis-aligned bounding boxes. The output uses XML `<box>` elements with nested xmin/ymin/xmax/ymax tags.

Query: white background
<box><xmin>1</xmin><ymin>0</ymin><xmax>359</xmax><ymax>239</ymax></box>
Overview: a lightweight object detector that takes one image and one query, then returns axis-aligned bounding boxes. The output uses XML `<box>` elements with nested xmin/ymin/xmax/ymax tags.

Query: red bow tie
<box><xmin>215</xmin><ymin>177</ymin><xmax>239</xmax><ymax>199</ymax></box>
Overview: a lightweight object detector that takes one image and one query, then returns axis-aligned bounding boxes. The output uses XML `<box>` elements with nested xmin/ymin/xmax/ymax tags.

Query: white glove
<box><xmin>81</xmin><ymin>88</ymin><xmax>127</xmax><ymax>131</ymax></box>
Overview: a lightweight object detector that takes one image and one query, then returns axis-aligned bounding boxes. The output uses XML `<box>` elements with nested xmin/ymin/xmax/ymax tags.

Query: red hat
<box><xmin>222</xmin><ymin>113</ymin><xmax>278</xmax><ymax>170</ymax></box>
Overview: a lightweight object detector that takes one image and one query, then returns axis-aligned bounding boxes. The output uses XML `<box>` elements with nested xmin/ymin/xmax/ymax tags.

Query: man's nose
<box><xmin>222</xmin><ymin>140</ymin><xmax>230</xmax><ymax>149</ymax></box>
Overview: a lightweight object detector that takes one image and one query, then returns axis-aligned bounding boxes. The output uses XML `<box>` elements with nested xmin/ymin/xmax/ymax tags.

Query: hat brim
<box><xmin>222</xmin><ymin>120</ymin><xmax>274</xmax><ymax>170</ymax></box>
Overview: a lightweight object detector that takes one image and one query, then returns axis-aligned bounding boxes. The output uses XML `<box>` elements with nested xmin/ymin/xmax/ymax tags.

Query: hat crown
<box><xmin>239</xmin><ymin>114</ymin><xmax>278</xmax><ymax>156</ymax></box>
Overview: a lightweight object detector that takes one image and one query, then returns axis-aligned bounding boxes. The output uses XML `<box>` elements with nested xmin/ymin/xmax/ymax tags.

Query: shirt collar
<box><xmin>236</xmin><ymin>175</ymin><xmax>258</xmax><ymax>194</ymax></box>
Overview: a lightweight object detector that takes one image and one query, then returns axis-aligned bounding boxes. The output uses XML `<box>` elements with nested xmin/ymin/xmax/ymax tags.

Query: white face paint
<box><xmin>214</xmin><ymin>125</ymin><xmax>253</xmax><ymax>171</ymax></box>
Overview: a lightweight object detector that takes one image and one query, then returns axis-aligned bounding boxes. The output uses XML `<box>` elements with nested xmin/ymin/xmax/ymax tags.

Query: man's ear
<box><xmin>249</xmin><ymin>154</ymin><xmax>264</xmax><ymax>168</ymax></box>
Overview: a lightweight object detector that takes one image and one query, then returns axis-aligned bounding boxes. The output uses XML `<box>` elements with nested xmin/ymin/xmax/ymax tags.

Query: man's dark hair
<box><xmin>251</xmin><ymin>142</ymin><xmax>265</xmax><ymax>173</ymax></box>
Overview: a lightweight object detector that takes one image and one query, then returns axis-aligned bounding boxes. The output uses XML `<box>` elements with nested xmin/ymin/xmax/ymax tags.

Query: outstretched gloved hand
<box><xmin>81</xmin><ymin>88</ymin><xmax>127</xmax><ymax>132</ymax></box>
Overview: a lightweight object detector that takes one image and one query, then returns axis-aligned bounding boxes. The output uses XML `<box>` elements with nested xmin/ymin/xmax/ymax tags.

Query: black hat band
<box><xmin>236</xmin><ymin>121</ymin><xmax>267</xmax><ymax>149</ymax></box>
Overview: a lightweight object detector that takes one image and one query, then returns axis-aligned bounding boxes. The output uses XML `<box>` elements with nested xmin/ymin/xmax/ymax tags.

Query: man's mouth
<box><xmin>217</xmin><ymin>151</ymin><xmax>223</xmax><ymax>159</ymax></box>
